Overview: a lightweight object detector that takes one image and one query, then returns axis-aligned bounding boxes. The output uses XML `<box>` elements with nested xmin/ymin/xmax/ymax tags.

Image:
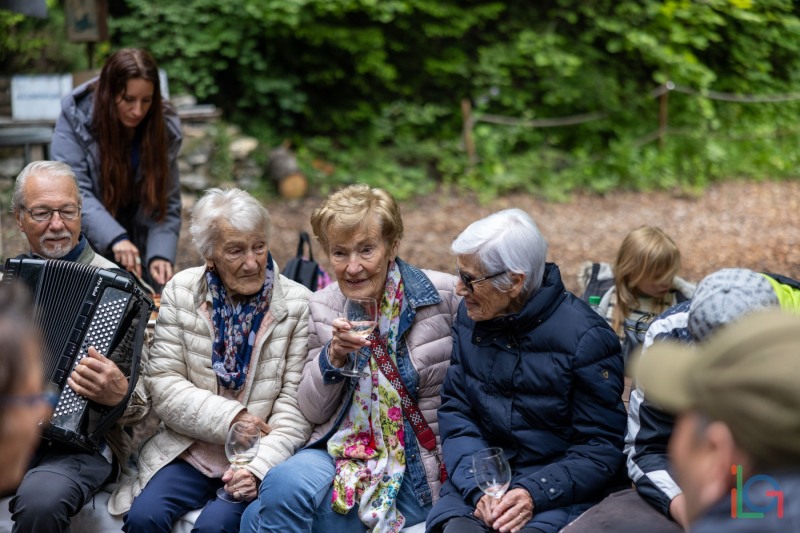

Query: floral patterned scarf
<box><xmin>206</xmin><ymin>254</ymin><xmax>274</xmax><ymax>391</ymax></box>
<box><xmin>328</xmin><ymin>261</ymin><xmax>407</xmax><ymax>532</ymax></box>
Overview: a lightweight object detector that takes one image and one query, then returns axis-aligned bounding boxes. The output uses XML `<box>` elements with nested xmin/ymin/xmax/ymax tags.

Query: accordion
<box><xmin>1</xmin><ymin>258</ymin><xmax>153</xmax><ymax>452</ymax></box>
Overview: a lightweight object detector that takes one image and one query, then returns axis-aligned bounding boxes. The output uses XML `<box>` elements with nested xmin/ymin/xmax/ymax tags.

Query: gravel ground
<box><xmin>201</xmin><ymin>179</ymin><xmax>800</xmax><ymax>293</ymax></box>
<box><xmin>3</xmin><ymin>179</ymin><xmax>798</xmax><ymax>292</ymax></box>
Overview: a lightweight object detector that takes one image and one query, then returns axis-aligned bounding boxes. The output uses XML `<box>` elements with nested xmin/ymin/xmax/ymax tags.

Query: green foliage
<box><xmin>108</xmin><ymin>0</ymin><xmax>800</xmax><ymax>198</ymax></box>
<box><xmin>0</xmin><ymin>0</ymin><xmax>88</xmax><ymax>73</ymax></box>
<box><xmin>5</xmin><ymin>0</ymin><xmax>800</xmax><ymax>198</ymax></box>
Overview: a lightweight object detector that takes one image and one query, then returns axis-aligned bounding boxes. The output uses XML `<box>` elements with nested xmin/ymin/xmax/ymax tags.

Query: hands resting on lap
<box><xmin>221</xmin><ymin>468</ymin><xmax>258</xmax><ymax>502</ymax></box>
<box><xmin>474</xmin><ymin>488</ymin><xmax>535</xmax><ymax>533</ymax></box>
<box><xmin>221</xmin><ymin>411</ymin><xmax>271</xmax><ymax>502</ymax></box>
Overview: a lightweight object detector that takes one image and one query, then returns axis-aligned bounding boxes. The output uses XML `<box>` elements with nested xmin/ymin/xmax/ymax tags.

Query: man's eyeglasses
<box><xmin>21</xmin><ymin>205</ymin><xmax>81</xmax><ymax>222</ymax></box>
<box><xmin>456</xmin><ymin>267</ymin><xmax>506</xmax><ymax>293</ymax></box>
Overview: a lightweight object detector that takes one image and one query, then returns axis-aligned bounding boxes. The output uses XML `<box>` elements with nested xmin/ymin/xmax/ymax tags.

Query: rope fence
<box><xmin>461</xmin><ymin>81</ymin><xmax>800</xmax><ymax>166</ymax></box>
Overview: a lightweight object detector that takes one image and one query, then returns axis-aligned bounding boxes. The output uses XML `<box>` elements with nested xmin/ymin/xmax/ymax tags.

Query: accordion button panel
<box><xmin>55</xmin><ymin>297</ymin><xmax>129</xmax><ymax>417</ymax></box>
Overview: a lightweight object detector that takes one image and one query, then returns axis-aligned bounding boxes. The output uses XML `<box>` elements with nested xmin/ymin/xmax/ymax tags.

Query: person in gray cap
<box><xmin>636</xmin><ymin>309</ymin><xmax>800</xmax><ymax>532</ymax></box>
<box><xmin>562</xmin><ymin>267</ymin><xmax>799</xmax><ymax>533</ymax></box>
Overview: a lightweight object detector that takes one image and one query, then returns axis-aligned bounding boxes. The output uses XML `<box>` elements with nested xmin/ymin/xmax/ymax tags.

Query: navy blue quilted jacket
<box><xmin>427</xmin><ymin>263</ymin><xmax>626</xmax><ymax>533</ymax></box>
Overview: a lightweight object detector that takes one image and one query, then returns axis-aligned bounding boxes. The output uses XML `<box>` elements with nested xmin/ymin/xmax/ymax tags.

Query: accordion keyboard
<box><xmin>53</xmin><ymin>296</ymin><xmax>130</xmax><ymax>417</ymax></box>
<box><xmin>2</xmin><ymin>257</ymin><xmax>152</xmax><ymax>451</ymax></box>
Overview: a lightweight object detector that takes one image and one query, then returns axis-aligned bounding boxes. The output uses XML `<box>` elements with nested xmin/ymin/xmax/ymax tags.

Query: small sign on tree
<box><xmin>65</xmin><ymin>0</ymin><xmax>108</xmax><ymax>43</ymax></box>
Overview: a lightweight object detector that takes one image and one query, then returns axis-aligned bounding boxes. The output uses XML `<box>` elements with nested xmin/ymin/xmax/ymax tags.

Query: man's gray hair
<box><xmin>452</xmin><ymin>208</ymin><xmax>548</xmax><ymax>298</ymax></box>
<box><xmin>12</xmin><ymin>161</ymin><xmax>81</xmax><ymax>213</ymax></box>
<box><xmin>190</xmin><ymin>188</ymin><xmax>272</xmax><ymax>260</ymax></box>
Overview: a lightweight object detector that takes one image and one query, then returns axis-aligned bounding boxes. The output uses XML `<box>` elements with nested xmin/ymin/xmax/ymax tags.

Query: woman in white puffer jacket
<box><xmin>109</xmin><ymin>188</ymin><xmax>313</xmax><ymax>533</ymax></box>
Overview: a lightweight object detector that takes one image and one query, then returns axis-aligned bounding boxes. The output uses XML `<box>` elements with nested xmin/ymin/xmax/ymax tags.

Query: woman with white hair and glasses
<box><xmin>109</xmin><ymin>188</ymin><xmax>313</xmax><ymax>533</ymax></box>
<box><xmin>427</xmin><ymin>209</ymin><xmax>627</xmax><ymax>533</ymax></box>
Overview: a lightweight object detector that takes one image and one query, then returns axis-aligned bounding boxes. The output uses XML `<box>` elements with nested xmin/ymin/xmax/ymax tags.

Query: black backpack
<box><xmin>578</xmin><ymin>261</ymin><xmax>615</xmax><ymax>303</ymax></box>
<box><xmin>281</xmin><ymin>232</ymin><xmax>331</xmax><ymax>291</ymax></box>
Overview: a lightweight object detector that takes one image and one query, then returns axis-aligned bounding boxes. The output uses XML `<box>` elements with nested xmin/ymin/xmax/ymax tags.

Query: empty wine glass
<box><xmin>216</xmin><ymin>421</ymin><xmax>261</xmax><ymax>502</ymax></box>
<box><xmin>472</xmin><ymin>447</ymin><xmax>511</xmax><ymax>500</ymax></box>
<box><xmin>339</xmin><ymin>297</ymin><xmax>378</xmax><ymax>378</ymax></box>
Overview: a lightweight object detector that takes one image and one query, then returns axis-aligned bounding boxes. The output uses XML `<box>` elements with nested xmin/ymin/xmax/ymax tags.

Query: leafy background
<box><xmin>3</xmin><ymin>0</ymin><xmax>800</xmax><ymax>200</ymax></box>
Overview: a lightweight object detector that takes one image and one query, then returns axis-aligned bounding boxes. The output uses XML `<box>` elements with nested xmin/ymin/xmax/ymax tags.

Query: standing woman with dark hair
<box><xmin>51</xmin><ymin>48</ymin><xmax>182</xmax><ymax>290</ymax></box>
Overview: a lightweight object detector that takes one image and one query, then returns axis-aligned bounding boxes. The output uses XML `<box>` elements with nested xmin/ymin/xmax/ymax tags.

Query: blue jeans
<box><xmin>124</xmin><ymin>460</ymin><xmax>246</xmax><ymax>533</ymax></box>
<box><xmin>240</xmin><ymin>448</ymin><xmax>431</xmax><ymax>532</ymax></box>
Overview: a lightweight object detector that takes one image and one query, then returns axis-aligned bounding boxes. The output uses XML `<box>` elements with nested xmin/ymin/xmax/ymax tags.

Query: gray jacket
<box><xmin>51</xmin><ymin>79</ymin><xmax>183</xmax><ymax>265</ymax></box>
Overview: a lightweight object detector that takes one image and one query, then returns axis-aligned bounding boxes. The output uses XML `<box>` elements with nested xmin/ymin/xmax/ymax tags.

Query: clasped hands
<box><xmin>474</xmin><ymin>488</ymin><xmax>535</xmax><ymax>533</ymax></box>
<box><xmin>328</xmin><ymin>317</ymin><xmax>369</xmax><ymax>368</ymax></box>
<box><xmin>221</xmin><ymin>468</ymin><xmax>259</xmax><ymax>502</ymax></box>
<box><xmin>221</xmin><ymin>411</ymin><xmax>271</xmax><ymax>502</ymax></box>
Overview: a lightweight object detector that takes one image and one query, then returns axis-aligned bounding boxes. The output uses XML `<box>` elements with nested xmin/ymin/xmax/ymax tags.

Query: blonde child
<box><xmin>598</xmin><ymin>226</ymin><xmax>695</xmax><ymax>360</ymax></box>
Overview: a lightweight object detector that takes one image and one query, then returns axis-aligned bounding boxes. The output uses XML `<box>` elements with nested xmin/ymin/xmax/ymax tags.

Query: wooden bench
<box><xmin>0</xmin><ymin>126</ymin><xmax>53</xmax><ymax>165</ymax></box>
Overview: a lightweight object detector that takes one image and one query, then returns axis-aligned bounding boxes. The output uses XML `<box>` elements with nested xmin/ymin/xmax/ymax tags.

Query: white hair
<box><xmin>12</xmin><ymin>161</ymin><xmax>80</xmax><ymax>213</ymax></box>
<box><xmin>189</xmin><ymin>188</ymin><xmax>271</xmax><ymax>260</ymax></box>
<box><xmin>452</xmin><ymin>208</ymin><xmax>548</xmax><ymax>298</ymax></box>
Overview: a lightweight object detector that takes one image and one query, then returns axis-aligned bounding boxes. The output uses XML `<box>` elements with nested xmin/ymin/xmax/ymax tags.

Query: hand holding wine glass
<box><xmin>338</xmin><ymin>297</ymin><xmax>378</xmax><ymax>378</ymax></box>
<box><xmin>216</xmin><ymin>421</ymin><xmax>261</xmax><ymax>503</ymax></box>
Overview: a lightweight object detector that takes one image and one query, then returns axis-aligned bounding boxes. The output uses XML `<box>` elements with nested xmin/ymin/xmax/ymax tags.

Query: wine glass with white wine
<box><xmin>339</xmin><ymin>297</ymin><xmax>378</xmax><ymax>378</ymax></box>
<box><xmin>472</xmin><ymin>447</ymin><xmax>511</xmax><ymax>501</ymax></box>
<box><xmin>216</xmin><ymin>421</ymin><xmax>261</xmax><ymax>502</ymax></box>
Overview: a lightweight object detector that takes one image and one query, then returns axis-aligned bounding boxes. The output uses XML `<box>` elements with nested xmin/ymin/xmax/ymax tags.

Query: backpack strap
<box><xmin>580</xmin><ymin>262</ymin><xmax>615</xmax><ymax>302</ymax></box>
<box><xmin>296</xmin><ymin>231</ymin><xmax>314</xmax><ymax>261</ymax></box>
<box><xmin>591</xmin><ymin>261</ymin><xmax>601</xmax><ymax>281</ymax></box>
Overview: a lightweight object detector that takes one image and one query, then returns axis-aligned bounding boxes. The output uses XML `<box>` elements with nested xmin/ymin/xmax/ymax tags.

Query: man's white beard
<box><xmin>38</xmin><ymin>231</ymin><xmax>74</xmax><ymax>259</ymax></box>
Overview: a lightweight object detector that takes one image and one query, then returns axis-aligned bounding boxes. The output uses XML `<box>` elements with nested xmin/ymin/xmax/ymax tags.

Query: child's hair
<box><xmin>612</xmin><ymin>225</ymin><xmax>681</xmax><ymax>334</ymax></box>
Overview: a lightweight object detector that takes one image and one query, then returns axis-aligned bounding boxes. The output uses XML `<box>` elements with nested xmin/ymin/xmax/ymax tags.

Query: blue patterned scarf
<box><xmin>206</xmin><ymin>254</ymin><xmax>274</xmax><ymax>391</ymax></box>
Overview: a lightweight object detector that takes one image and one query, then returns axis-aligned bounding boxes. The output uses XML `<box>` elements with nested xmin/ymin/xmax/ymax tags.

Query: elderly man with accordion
<box><xmin>1</xmin><ymin>160</ymin><xmax>152</xmax><ymax>533</ymax></box>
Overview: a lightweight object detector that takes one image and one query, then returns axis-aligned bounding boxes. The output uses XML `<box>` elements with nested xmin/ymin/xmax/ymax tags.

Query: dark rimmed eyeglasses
<box><xmin>21</xmin><ymin>205</ymin><xmax>81</xmax><ymax>222</ymax></box>
<box><xmin>0</xmin><ymin>389</ymin><xmax>59</xmax><ymax>409</ymax></box>
<box><xmin>456</xmin><ymin>267</ymin><xmax>506</xmax><ymax>293</ymax></box>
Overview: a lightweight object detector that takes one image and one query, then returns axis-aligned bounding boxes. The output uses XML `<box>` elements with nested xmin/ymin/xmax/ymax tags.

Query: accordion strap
<box><xmin>368</xmin><ymin>332</ymin><xmax>447</xmax><ymax>483</ymax></box>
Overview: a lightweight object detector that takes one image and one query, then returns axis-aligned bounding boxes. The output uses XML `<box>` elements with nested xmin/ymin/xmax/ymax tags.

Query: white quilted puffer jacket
<box><xmin>109</xmin><ymin>264</ymin><xmax>313</xmax><ymax>515</ymax></box>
